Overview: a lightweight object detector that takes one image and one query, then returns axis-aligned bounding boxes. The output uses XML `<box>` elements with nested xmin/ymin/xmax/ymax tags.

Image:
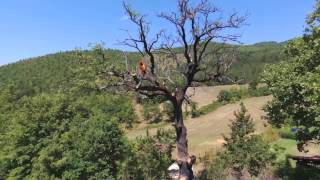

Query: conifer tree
<box><xmin>220</xmin><ymin>103</ymin><xmax>274</xmax><ymax>177</ymax></box>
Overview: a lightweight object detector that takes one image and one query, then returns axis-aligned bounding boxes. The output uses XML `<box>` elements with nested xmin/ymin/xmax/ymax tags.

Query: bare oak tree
<box><xmin>107</xmin><ymin>0</ymin><xmax>245</xmax><ymax>179</ymax></box>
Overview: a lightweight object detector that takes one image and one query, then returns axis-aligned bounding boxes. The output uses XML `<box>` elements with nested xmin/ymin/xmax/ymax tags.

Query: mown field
<box><xmin>128</xmin><ymin>85</ymin><xmax>320</xmax><ymax>159</ymax></box>
<box><xmin>127</xmin><ymin>85</ymin><xmax>271</xmax><ymax>156</ymax></box>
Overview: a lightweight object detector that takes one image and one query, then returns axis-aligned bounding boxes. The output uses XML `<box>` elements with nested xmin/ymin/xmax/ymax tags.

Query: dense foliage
<box><xmin>262</xmin><ymin>0</ymin><xmax>320</xmax><ymax>150</ymax></box>
<box><xmin>0</xmin><ymin>94</ymin><xmax>129</xmax><ymax>179</ymax></box>
<box><xmin>122</xmin><ymin>129</ymin><xmax>175</xmax><ymax>180</ymax></box>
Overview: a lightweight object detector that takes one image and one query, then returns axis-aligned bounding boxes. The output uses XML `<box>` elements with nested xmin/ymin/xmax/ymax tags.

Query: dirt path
<box><xmin>127</xmin><ymin>95</ymin><xmax>272</xmax><ymax>155</ymax></box>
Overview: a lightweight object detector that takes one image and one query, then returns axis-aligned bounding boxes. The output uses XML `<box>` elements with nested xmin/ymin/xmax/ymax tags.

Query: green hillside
<box><xmin>229</xmin><ymin>41</ymin><xmax>287</xmax><ymax>82</ymax></box>
<box><xmin>0</xmin><ymin>41</ymin><xmax>286</xmax><ymax>94</ymax></box>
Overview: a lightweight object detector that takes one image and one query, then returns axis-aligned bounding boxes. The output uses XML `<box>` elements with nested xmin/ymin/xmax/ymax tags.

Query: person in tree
<box><xmin>138</xmin><ymin>60</ymin><xmax>147</xmax><ymax>76</ymax></box>
<box><xmin>136</xmin><ymin>60</ymin><xmax>147</xmax><ymax>88</ymax></box>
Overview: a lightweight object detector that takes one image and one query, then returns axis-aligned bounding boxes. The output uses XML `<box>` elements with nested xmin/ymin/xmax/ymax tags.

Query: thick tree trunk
<box><xmin>173</xmin><ymin>94</ymin><xmax>194</xmax><ymax>180</ymax></box>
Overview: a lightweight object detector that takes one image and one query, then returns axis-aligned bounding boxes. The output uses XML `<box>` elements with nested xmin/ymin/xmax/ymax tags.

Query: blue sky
<box><xmin>0</xmin><ymin>0</ymin><xmax>315</xmax><ymax>66</ymax></box>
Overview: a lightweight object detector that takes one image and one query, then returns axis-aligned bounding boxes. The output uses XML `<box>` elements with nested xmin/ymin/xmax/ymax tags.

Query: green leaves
<box><xmin>64</xmin><ymin>111</ymin><xmax>127</xmax><ymax>180</ymax></box>
<box><xmin>220</xmin><ymin>103</ymin><xmax>275</xmax><ymax>176</ymax></box>
<box><xmin>262</xmin><ymin>0</ymin><xmax>320</xmax><ymax>150</ymax></box>
<box><xmin>199</xmin><ymin>103</ymin><xmax>275</xmax><ymax>178</ymax></box>
<box><xmin>122</xmin><ymin>128</ymin><xmax>175</xmax><ymax>180</ymax></box>
<box><xmin>0</xmin><ymin>93</ymin><xmax>134</xmax><ymax>179</ymax></box>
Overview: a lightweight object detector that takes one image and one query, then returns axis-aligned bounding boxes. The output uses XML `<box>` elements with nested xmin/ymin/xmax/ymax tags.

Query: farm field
<box><xmin>127</xmin><ymin>85</ymin><xmax>272</xmax><ymax>155</ymax></box>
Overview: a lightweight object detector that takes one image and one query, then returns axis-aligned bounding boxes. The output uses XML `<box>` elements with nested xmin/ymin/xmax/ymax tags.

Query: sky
<box><xmin>0</xmin><ymin>0</ymin><xmax>316</xmax><ymax>66</ymax></box>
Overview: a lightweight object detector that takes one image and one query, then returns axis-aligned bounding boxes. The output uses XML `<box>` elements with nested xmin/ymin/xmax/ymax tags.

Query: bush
<box><xmin>217</xmin><ymin>90</ymin><xmax>233</xmax><ymax>102</ymax></box>
<box><xmin>218</xmin><ymin>86</ymin><xmax>271</xmax><ymax>103</ymax></box>
<box><xmin>217</xmin><ymin>88</ymin><xmax>244</xmax><ymax>102</ymax></box>
<box><xmin>249</xmin><ymin>86</ymin><xmax>271</xmax><ymax>97</ymax></box>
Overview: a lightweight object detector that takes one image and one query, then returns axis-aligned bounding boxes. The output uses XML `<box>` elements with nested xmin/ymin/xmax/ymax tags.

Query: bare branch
<box><xmin>122</xmin><ymin>2</ymin><xmax>162</xmax><ymax>75</ymax></box>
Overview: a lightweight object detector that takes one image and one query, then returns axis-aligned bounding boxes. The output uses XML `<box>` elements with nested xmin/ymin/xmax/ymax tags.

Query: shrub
<box><xmin>217</xmin><ymin>90</ymin><xmax>233</xmax><ymax>102</ymax></box>
<box><xmin>217</xmin><ymin>88</ymin><xmax>244</xmax><ymax>102</ymax></box>
<box><xmin>249</xmin><ymin>86</ymin><xmax>271</xmax><ymax>97</ymax></box>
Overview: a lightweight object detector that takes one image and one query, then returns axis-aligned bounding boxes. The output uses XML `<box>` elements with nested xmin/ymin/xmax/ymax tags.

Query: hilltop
<box><xmin>0</xmin><ymin>41</ymin><xmax>286</xmax><ymax>94</ymax></box>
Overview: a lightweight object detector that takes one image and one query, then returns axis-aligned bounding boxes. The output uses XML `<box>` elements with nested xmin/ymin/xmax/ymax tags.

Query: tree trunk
<box><xmin>173</xmin><ymin>94</ymin><xmax>194</xmax><ymax>180</ymax></box>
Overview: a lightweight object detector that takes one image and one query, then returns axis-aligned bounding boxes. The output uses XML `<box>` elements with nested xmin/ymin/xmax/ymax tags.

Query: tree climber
<box><xmin>136</xmin><ymin>59</ymin><xmax>147</xmax><ymax>88</ymax></box>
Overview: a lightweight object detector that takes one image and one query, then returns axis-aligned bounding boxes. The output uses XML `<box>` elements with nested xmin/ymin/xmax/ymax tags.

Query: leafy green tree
<box><xmin>262</xmin><ymin>0</ymin><xmax>320</xmax><ymax>150</ymax></box>
<box><xmin>80</xmin><ymin>94</ymin><xmax>137</xmax><ymax>127</ymax></box>
<box><xmin>0</xmin><ymin>94</ymin><xmax>130</xmax><ymax>179</ymax></box>
<box><xmin>0</xmin><ymin>94</ymin><xmax>75</xmax><ymax>179</ymax></box>
<box><xmin>218</xmin><ymin>103</ymin><xmax>275</xmax><ymax>177</ymax></box>
<box><xmin>62</xmin><ymin>111</ymin><xmax>127</xmax><ymax>180</ymax></box>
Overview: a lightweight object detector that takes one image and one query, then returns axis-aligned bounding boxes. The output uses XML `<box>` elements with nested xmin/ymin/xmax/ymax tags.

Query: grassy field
<box><xmin>273</xmin><ymin>138</ymin><xmax>320</xmax><ymax>162</ymax></box>
<box><xmin>272</xmin><ymin>138</ymin><xmax>320</xmax><ymax>179</ymax></box>
<box><xmin>127</xmin><ymin>85</ymin><xmax>272</xmax><ymax>156</ymax></box>
<box><xmin>128</xmin><ymin>84</ymin><xmax>320</xmax><ymax>178</ymax></box>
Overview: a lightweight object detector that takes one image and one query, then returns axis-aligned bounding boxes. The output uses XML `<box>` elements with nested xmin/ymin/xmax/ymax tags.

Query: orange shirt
<box><xmin>138</xmin><ymin>60</ymin><xmax>147</xmax><ymax>76</ymax></box>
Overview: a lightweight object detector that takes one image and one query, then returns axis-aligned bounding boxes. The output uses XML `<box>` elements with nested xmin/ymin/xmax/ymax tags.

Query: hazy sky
<box><xmin>0</xmin><ymin>0</ymin><xmax>315</xmax><ymax>66</ymax></box>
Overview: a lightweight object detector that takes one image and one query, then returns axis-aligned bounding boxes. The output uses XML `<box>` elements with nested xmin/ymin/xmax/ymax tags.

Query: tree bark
<box><xmin>173</xmin><ymin>92</ymin><xmax>194</xmax><ymax>180</ymax></box>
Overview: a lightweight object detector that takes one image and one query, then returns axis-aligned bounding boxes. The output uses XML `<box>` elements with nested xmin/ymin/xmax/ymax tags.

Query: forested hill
<box><xmin>0</xmin><ymin>41</ymin><xmax>286</xmax><ymax>94</ymax></box>
<box><xmin>228</xmin><ymin>41</ymin><xmax>287</xmax><ymax>82</ymax></box>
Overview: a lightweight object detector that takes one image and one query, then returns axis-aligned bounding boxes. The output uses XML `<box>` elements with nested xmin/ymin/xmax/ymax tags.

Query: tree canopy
<box><xmin>263</xmin><ymin>0</ymin><xmax>320</xmax><ymax>150</ymax></box>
